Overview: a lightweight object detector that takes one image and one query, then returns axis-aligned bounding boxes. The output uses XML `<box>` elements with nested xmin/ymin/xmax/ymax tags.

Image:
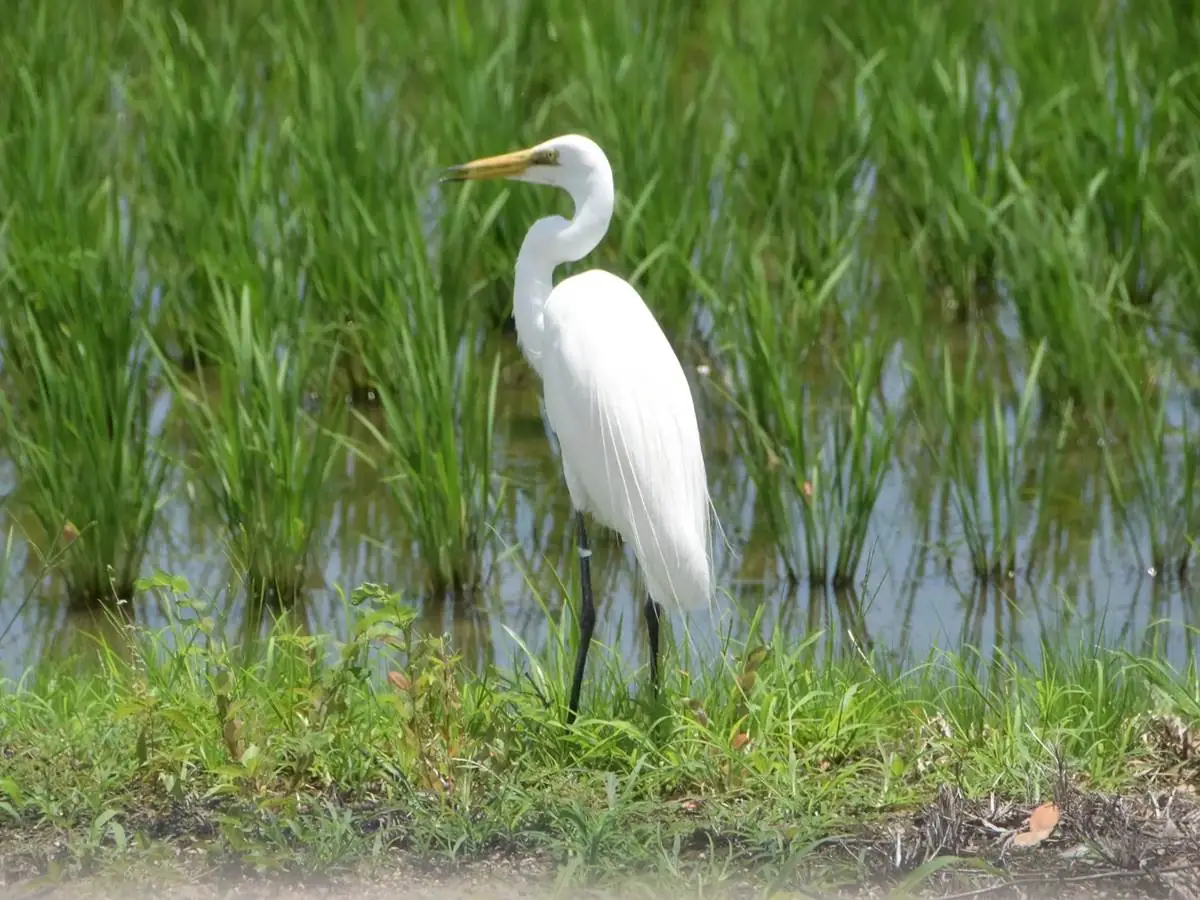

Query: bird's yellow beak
<box><xmin>440</xmin><ymin>148</ymin><xmax>534</xmax><ymax>182</ymax></box>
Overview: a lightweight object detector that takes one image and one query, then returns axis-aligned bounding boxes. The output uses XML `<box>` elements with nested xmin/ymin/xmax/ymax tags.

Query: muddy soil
<box><xmin>4</xmin><ymin>783</ymin><xmax>1200</xmax><ymax>900</ymax></box>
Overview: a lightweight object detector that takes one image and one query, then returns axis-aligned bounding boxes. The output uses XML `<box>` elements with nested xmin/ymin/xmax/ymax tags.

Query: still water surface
<box><xmin>2</xmin><ymin>16</ymin><xmax>1199</xmax><ymax>678</ymax></box>
<box><xmin>2</xmin><ymin>327</ymin><xmax>1197</xmax><ymax>684</ymax></box>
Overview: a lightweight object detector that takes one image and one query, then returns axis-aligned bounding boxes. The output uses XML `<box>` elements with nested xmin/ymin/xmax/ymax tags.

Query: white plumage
<box><xmin>542</xmin><ymin>269</ymin><xmax>712</xmax><ymax>612</ymax></box>
<box><xmin>442</xmin><ymin>133</ymin><xmax>713</xmax><ymax>722</ymax></box>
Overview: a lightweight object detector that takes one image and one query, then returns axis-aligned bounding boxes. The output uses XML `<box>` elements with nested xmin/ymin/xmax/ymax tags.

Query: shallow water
<box><xmin>2</xmin><ymin>319</ymin><xmax>1198</xmax><ymax>685</ymax></box>
<box><xmin>2</xmin><ymin>4</ymin><xmax>1199</xmax><ymax>681</ymax></box>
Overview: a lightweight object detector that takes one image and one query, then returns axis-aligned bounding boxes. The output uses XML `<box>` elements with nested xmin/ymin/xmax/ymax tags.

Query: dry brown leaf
<box><xmin>1029</xmin><ymin>802</ymin><xmax>1060</xmax><ymax>831</ymax></box>
<box><xmin>1012</xmin><ymin>802</ymin><xmax>1059</xmax><ymax>847</ymax></box>
<box><xmin>731</xmin><ymin>732</ymin><xmax>750</xmax><ymax>751</ymax></box>
<box><xmin>388</xmin><ymin>670</ymin><xmax>411</xmax><ymax>692</ymax></box>
<box><xmin>222</xmin><ymin>717</ymin><xmax>244</xmax><ymax>761</ymax></box>
<box><xmin>1011</xmin><ymin>830</ymin><xmax>1046</xmax><ymax>847</ymax></box>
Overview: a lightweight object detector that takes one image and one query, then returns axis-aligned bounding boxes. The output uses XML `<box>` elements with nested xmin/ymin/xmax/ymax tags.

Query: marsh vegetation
<box><xmin>3</xmin><ymin>0</ymin><xmax>1200</xmax><ymax>892</ymax></box>
<box><xmin>4</xmin><ymin>0</ymin><xmax>1199</xmax><ymax>677</ymax></box>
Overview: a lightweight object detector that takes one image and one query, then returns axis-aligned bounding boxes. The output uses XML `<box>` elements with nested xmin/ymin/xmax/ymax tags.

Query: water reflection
<box><xmin>5</xmin><ymin>592</ymin><xmax>136</xmax><ymax>680</ymax></box>
<box><xmin>3</xmin><ymin>336</ymin><xmax>1200</xmax><ymax>682</ymax></box>
<box><xmin>3</xmin><ymin>8</ymin><xmax>1200</xmax><ymax>681</ymax></box>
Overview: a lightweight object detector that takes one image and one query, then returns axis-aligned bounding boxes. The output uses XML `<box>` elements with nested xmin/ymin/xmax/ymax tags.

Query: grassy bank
<box><xmin>2</xmin><ymin>583</ymin><xmax>1199</xmax><ymax>895</ymax></box>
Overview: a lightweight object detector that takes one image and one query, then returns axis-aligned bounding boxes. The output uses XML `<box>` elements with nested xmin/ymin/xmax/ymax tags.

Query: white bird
<box><xmin>441</xmin><ymin>134</ymin><xmax>714</xmax><ymax>723</ymax></box>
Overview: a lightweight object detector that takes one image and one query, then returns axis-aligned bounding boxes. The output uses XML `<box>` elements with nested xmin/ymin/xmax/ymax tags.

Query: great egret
<box><xmin>441</xmin><ymin>134</ymin><xmax>713</xmax><ymax>723</ymax></box>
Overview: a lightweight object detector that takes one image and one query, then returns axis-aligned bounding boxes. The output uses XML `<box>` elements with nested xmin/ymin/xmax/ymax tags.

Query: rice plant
<box><xmin>403</xmin><ymin>2</ymin><xmax>567</xmax><ymax>331</ymax></box>
<box><xmin>128</xmin><ymin>4</ymin><xmax>266</xmax><ymax>374</ymax></box>
<box><xmin>997</xmin><ymin>177</ymin><xmax>1135</xmax><ymax>415</ymax></box>
<box><xmin>347</xmin><ymin>181</ymin><xmax>503</xmax><ymax>601</ymax></box>
<box><xmin>867</xmin><ymin>1</ymin><xmax>1013</xmax><ymax>320</ymax></box>
<box><xmin>999</xmin><ymin>0</ymin><xmax>1193</xmax><ymax>310</ymax></box>
<box><xmin>0</xmin><ymin>0</ymin><xmax>126</xmax><ymax>379</ymax></box>
<box><xmin>152</xmin><ymin>276</ymin><xmax>346</xmax><ymax>607</ymax></box>
<box><xmin>544</xmin><ymin>0</ymin><xmax>728</xmax><ymax>342</ymax></box>
<box><xmin>715</xmin><ymin>0</ymin><xmax>874</xmax><ymax>309</ymax></box>
<box><xmin>906</xmin><ymin>333</ymin><xmax>1049</xmax><ymax>582</ymax></box>
<box><xmin>259</xmin><ymin>0</ymin><xmax>423</xmax><ymax>403</ymax></box>
<box><xmin>0</xmin><ymin>195</ymin><xmax>168</xmax><ymax>607</ymax></box>
<box><xmin>252</xmin><ymin>12</ymin><xmax>505</xmax><ymax>598</ymax></box>
<box><xmin>0</xmin><ymin>7</ymin><xmax>168</xmax><ymax>607</ymax></box>
<box><xmin>698</xmin><ymin>237</ymin><xmax>895</xmax><ymax>589</ymax></box>
<box><xmin>1104</xmin><ymin>362</ymin><xmax>1200</xmax><ymax>581</ymax></box>
<box><xmin>4</xmin><ymin>0</ymin><xmax>1200</xmax><ymax>680</ymax></box>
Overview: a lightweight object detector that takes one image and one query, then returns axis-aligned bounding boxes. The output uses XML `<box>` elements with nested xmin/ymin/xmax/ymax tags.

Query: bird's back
<box><xmin>540</xmin><ymin>269</ymin><xmax>713</xmax><ymax>612</ymax></box>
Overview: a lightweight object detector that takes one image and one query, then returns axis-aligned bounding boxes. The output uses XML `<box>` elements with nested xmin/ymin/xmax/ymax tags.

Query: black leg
<box><xmin>644</xmin><ymin>595</ymin><xmax>664</xmax><ymax>694</ymax></box>
<box><xmin>566</xmin><ymin>512</ymin><xmax>596</xmax><ymax>725</ymax></box>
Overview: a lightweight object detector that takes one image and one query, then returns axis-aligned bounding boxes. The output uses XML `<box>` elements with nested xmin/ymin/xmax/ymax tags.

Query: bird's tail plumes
<box><xmin>631</xmin><ymin>466</ymin><xmax>715</xmax><ymax>616</ymax></box>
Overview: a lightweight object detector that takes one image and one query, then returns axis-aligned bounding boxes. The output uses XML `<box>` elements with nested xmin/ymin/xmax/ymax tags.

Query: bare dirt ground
<box><xmin>6</xmin><ymin>861</ymin><xmax>1198</xmax><ymax>900</ymax></box>
<box><xmin>4</xmin><ymin>782</ymin><xmax>1200</xmax><ymax>900</ymax></box>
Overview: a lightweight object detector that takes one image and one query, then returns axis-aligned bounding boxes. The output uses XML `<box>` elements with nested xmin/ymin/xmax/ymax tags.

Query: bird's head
<box><xmin>439</xmin><ymin>134</ymin><xmax>610</xmax><ymax>196</ymax></box>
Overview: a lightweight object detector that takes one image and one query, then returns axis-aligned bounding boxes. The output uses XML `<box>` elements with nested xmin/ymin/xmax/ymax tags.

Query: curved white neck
<box><xmin>512</xmin><ymin>169</ymin><xmax>614</xmax><ymax>375</ymax></box>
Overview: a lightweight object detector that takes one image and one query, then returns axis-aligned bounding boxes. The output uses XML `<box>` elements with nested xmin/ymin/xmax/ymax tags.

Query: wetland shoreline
<box><xmin>2</xmin><ymin>607</ymin><xmax>1198</xmax><ymax>898</ymax></box>
<box><xmin>5</xmin><ymin>0</ymin><xmax>1200</xmax><ymax>677</ymax></box>
<box><xmin>3</xmin><ymin>779</ymin><xmax>1199</xmax><ymax>898</ymax></box>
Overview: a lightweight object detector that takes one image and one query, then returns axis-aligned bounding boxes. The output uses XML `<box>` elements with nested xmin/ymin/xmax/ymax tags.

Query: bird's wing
<box><xmin>541</xmin><ymin>270</ymin><xmax>712</xmax><ymax>609</ymax></box>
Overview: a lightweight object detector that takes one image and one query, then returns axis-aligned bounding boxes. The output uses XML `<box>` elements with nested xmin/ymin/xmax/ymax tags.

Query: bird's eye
<box><xmin>532</xmin><ymin>149</ymin><xmax>559</xmax><ymax>166</ymax></box>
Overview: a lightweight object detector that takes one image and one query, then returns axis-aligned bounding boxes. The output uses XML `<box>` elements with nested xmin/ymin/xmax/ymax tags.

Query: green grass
<box><xmin>129</xmin><ymin>3</ymin><xmax>263</xmax><ymax>375</ymax></box>
<box><xmin>0</xmin><ymin>4</ymin><xmax>168</xmax><ymax>607</ymax></box>
<box><xmin>0</xmin><ymin>579</ymin><xmax>1198</xmax><ymax>883</ymax></box>
<box><xmin>0</xmin><ymin>191</ymin><xmax>167</xmax><ymax>607</ymax></box>
<box><xmin>4</xmin><ymin>3</ymin><xmax>1200</xmax><ymax>888</ymax></box>
<box><xmin>347</xmin><ymin>190</ymin><xmax>503</xmax><ymax>599</ymax></box>
<box><xmin>1104</xmin><ymin>359</ymin><xmax>1200</xmax><ymax>581</ymax></box>
<box><xmin>151</xmin><ymin>281</ymin><xmax>346</xmax><ymax>607</ymax></box>
<box><xmin>0</xmin><ymin>0</ymin><xmax>1197</xmax><ymax>613</ymax></box>
<box><xmin>4</xmin><ymin>20</ymin><xmax>1200</xmax><ymax>896</ymax></box>
<box><xmin>903</xmin><ymin>335</ymin><xmax>1051</xmax><ymax>581</ymax></box>
<box><xmin>697</xmin><ymin>242</ymin><xmax>897</xmax><ymax>588</ymax></box>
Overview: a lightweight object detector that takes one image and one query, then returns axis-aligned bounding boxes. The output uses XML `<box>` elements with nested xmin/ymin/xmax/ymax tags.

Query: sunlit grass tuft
<box><xmin>0</xmin><ymin>196</ymin><xmax>168</xmax><ymax>607</ymax></box>
<box><xmin>698</xmin><ymin>239</ymin><xmax>895</xmax><ymax>589</ymax></box>
<box><xmin>1105</xmin><ymin>362</ymin><xmax>1200</xmax><ymax>581</ymax></box>
<box><xmin>152</xmin><ymin>279</ymin><xmax>345</xmax><ymax>607</ymax></box>
<box><xmin>348</xmin><ymin>191</ymin><xmax>503</xmax><ymax>600</ymax></box>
